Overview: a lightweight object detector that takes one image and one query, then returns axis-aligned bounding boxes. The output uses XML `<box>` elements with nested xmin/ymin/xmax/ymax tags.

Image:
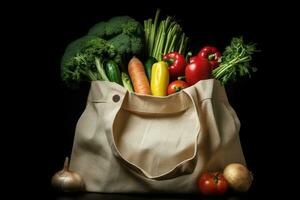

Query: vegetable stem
<box><xmin>63</xmin><ymin>157</ymin><xmax>69</xmax><ymax>171</ymax></box>
<box><xmin>144</xmin><ymin>10</ymin><xmax>188</xmax><ymax>60</ymax></box>
<box><xmin>212</xmin><ymin>37</ymin><xmax>257</xmax><ymax>84</ymax></box>
<box><xmin>95</xmin><ymin>57</ymin><xmax>109</xmax><ymax>81</ymax></box>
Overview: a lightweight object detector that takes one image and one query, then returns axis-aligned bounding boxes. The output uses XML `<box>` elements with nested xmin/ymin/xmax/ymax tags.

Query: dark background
<box><xmin>6</xmin><ymin>0</ymin><xmax>298</xmax><ymax>199</ymax></box>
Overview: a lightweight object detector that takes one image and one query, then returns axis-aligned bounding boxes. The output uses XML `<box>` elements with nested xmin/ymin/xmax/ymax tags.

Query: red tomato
<box><xmin>197</xmin><ymin>172</ymin><xmax>229</xmax><ymax>195</ymax></box>
<box><xmin>185</xmin><ymin>57</ymin><xmax>212</xmax><ymax>86</ymax></box>
<box><xmin>167</xmin><ymin>80</ymin><xmax>189</xmax><ymax>95</ymax></box>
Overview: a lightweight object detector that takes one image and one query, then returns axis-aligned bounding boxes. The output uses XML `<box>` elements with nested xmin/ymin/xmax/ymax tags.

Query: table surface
<box><xmin>51</xmin><ymin>192</ymin><xmax>256</xmax><ymax>200</ymax></box>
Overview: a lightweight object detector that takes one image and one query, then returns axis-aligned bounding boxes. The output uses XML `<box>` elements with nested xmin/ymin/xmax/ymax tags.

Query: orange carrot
<box><xmin>128</xmin><ymin>57</ymin><xmax>151</xmax><ymax>95</ymax></box>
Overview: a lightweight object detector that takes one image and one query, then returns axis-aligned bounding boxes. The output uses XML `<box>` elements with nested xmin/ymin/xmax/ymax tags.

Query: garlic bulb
<box><xmin>51</xmin><ymin>157</ymin><xmax>85</xmax><ymax>192</ymax></box>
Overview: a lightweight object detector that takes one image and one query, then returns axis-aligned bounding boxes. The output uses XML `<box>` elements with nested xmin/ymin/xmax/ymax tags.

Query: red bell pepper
<box><xmin>163</xmin><ymin>52</ymin><xmax>186</xmax><ymax>80</ymax></box>
<box><xmin>189</xmin><ymin>56</ymin><xmax>200</xmax><ymax>63</ymax></box>
<box><xmin>185</xmin><ymin>56</ymin><xmax>212</xmax><ymax>86</ymax></box>
<box><xmin>198</xmin><ymin>46</ymin><xmax>221</xmax><ymax>69</ymax></box>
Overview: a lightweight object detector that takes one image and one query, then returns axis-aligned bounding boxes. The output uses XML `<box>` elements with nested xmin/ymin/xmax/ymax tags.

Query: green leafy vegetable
<box><xmin>144</xmin><ymin>9</ymin><xmax>188</xmax><ymax>61</ymax></box>
<box><xmin>88</xmin><ymin>16</ymin><xmax>144</xmax><ymax>66</ymax></box>
<box><xmin>61</xmin><ymin>36</ymin><xmax>119</xmax><ymax>87</ymax></box>
<box><xmin>212</xmin><ymin>37</ymin><xmax>257</xmax><ymax>85</ymax></box>
<box><xmin>61</xmin><ymin>16</ymin><xmax>144</xmax><ymax>88</ymax></box>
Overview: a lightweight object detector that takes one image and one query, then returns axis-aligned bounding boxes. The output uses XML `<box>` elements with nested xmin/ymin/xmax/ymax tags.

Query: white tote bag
<box><xmin>69</xmin><ymin>79</ymin><xmax>245</xmax><ymax>193</ymax></box>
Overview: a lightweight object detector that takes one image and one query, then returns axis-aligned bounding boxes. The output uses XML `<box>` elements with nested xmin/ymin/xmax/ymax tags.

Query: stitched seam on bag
<box><xmin>201</xmin><ymin>97</ymin><xmax>229</xmax><ymax>104</ymax></box>
<box><xmin>120</xmin><ymin>105</ymin><xmax>192</xmax><ymax>114</ymax></box>
<box><xmin>89</xmin><ymin>99</ymin><xmax>107</xmax><ymax>103</ymax></box>
<box><xmin>200</xmin><ymin>97</ymin><xmax>212</xmax><ymax>102</ymax></box>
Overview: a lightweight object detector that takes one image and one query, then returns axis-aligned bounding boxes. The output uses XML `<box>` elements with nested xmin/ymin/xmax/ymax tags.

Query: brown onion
<box><xmin>51</xmin><ymin>157</ymin><xmax>85</xmax><ymax>192</ymax></box>
<box><xmin>223</xmin><ymin>163</ymin><xmax>253</xmax><ymax>192</ymax></box>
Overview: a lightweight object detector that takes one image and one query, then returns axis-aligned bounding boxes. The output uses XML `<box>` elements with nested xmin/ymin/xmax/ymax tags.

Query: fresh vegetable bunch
<box><xmin>128</xmin><ymin>10</ymin><xmax>256</xmax><ymax>96</ymax></box>
<box><xmin>61</xmin><ymin>10</ymin><xmax>257</xmax><ymax>96</ymax></box>
<box><xmin>185</xmin><ymin>37</ymin><xmax>257</xmax><ymax>86</ymax></box>
<box><xmin>61</xmin><ymin>16</ymin><xmax>144</xmax><ymax>90</ymax></box>
<box><xmin>141</xmin><ymin>37</ymin><xmax>257</xmax><ymax>96</ymax></box>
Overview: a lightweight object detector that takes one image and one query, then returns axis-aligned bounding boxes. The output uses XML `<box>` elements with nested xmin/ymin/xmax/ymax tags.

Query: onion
<box><xmin>51</xmin><ymin>157</ymin><xmax>85</xmax><ymax>192</ymax></box>
<box><xmin>223</xmin><ymin>163</ymin><xmax>253</xmax><ymax>192</ymax></box>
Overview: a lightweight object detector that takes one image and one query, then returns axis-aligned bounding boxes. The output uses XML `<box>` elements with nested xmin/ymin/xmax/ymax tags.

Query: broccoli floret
<box><xmin>87</xmin><ymin>21</ymin><xmax>108</xmax><ymax>38</ymax></box>
<box><xmin>61</xmin><ymin>36</ymin><xmax>120</xmax><ymax>87</ymax></box>
<box><xmin>109</xmin><ymin>33</ymin><xmax>144</xmax><ymax>55</ymax></box>
<box><xmin>129</xmin><ymin>37</ymin><xmax>144</xmax><ymax>54</ymax></box>
<box><xmin>89</xmin><ymin>16</ymin><xmax>143</xmax><ymax>38</ymax></box>
<box><xmin>121</xmin><ymin>20</ymin><xmax>143</xmax><ymax>37</ymax></box>
<box><xmin>108</xmin><ymin>34</ymin><xmax>131</xmax><ymax>54</ymax></box>
<box><xmin>106</xmin><ymin>16</ymin><xmax>135</xmax><ymax>36</ymax></box>
<box><xmin>61</xmin><ymin>36</ymin><xmax>94</xmax><ymax>67</ymax></box>
<box><xmin>88</xmin><ymin>16</ymin><xmax>144</xmax><ymax>57</ymax></box>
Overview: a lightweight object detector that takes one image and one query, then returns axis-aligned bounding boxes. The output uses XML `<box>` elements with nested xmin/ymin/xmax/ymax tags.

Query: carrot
<box><xmin>128</xmin><ymin>57</ymin><xmax>151</xmax><ymax>95</ymax></box>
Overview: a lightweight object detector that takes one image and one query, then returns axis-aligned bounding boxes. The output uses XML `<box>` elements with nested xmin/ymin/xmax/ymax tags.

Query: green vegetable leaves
<box><xmin>61</xmin><ymin>16</ymin><xmax>144</xmax><ymax>88</ymax></box>
<box><xmin>212</xmin><ymin>37</ymin><xmax>257</xmax><ymax>85</ymax></box>
<box><xmin>61</xmin><ymin>36</ymin><xmax>119</xmax><ymax>87</ymax></box>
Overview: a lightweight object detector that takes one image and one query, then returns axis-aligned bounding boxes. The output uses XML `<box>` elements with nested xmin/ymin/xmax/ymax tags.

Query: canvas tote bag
<box><xmin>69</xmin><ymin>79</ymin><xmax>246</xmax><ymax>193</ymax></box>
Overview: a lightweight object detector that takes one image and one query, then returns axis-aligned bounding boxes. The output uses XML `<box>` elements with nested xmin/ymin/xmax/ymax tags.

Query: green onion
<box><xmin>144</xmin><ymin>9</ymin><xmax>189</xmax><ymax>60</ymax></box>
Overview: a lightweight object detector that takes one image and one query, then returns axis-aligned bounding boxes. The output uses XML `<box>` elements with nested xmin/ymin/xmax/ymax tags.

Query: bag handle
<box><xmin>105</xmin><ymin>87</ymin><xmax>202</xmax><ymax>180</ymax></box>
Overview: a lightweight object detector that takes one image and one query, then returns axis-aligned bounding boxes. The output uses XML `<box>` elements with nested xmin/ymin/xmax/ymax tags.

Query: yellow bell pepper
<box><xmin>151</xmin><ymin>61</ymin><xmax>169</xmax><ymax>96</ymax></box>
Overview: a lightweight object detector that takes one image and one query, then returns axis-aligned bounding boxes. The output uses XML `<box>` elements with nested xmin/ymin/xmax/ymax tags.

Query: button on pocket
<box><xmin>112</xmin><ymin>95</ymin><xmax>120</xmax><ymax>102</ymax></box>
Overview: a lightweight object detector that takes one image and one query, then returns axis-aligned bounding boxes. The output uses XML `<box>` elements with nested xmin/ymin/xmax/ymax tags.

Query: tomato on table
<box><xmin>197</xmin><ymin>172</ymin><xmax>229</xmax><ymax>195</ymax></box>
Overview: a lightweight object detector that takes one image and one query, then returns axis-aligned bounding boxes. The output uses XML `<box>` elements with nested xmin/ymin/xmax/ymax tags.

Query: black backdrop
<box><xmin>8</xmin><ymin>0</ymin><xmax>297</xmax><ymax>199</ymax></box>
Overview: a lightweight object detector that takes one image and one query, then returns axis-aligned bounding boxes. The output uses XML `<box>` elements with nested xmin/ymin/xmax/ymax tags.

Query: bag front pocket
<box><xmin>111</xmin><ymin>91</ymin><xmax>200</xmax><ymax>180</ymax></box>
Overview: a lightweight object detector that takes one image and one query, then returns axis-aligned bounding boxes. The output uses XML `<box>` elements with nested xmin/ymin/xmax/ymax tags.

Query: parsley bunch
<box><xmin>212</xmin><ymin>37</ymin><xmax>257</xmax><ymax>84</ymax></box>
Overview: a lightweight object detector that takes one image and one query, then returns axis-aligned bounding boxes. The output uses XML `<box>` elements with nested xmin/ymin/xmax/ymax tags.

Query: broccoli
<box><xmin>61</xmin><ymin>35</ymin><xmax>121</xmax><ymax>87</ymax></box>
<box><xmin>88</xmin><ymin>16</ymin><xmax>144</xmax><ymax>58</ymax></box>
<box><xmin>109</xmin><ymin>33</ymin><xmax>144</xmax><ymax>55</ymax></box>
<box><xmin>61</xmin><ymin>16</ymin><xmax>145</xmax><ymax>88</ymax></box>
